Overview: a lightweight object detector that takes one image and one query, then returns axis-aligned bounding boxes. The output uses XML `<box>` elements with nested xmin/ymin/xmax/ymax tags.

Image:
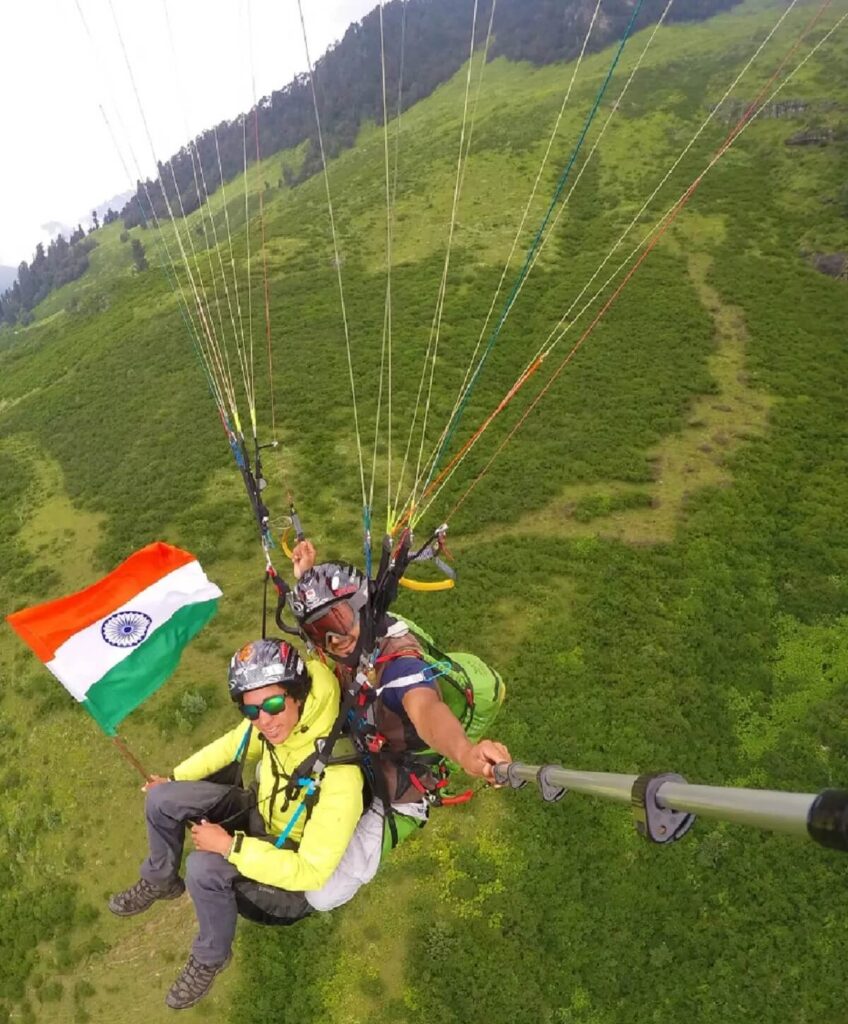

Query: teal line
<box><xmin>424</xmin><ymin>0</ymin><xmax>647</xmax><ymax>493</ymax></box>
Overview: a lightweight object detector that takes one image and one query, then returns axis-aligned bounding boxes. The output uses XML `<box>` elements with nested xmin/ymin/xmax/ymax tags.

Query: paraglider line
<box><xmin>441</xmin><ymin>0</ymin><xmax>842</xmax><ymax>523</ymax></box>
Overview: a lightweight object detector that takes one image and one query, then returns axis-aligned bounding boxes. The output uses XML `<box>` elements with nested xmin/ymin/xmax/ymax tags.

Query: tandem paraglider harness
<box><xmin>227</xmin><ymin>431</ymin><xmax>486</xmax><ymax>828</ymax></box>
<box><xmin>225</xmin><ymin>471</ymin><xmax>503</xmax><ymax>896</ymax></box>
<box><xmin>340</xmin><ymin>614</ymin><xmax>507</xmax><ymax>843</ymax></box>
<box><xmin>197</xmin><ymin>721</ymin><xmax>360</xmax><ymax>926</ymax></box>
<box><xmin>267</xmin><ymin>527</ymin><xmax>505</xmax><ymax>853</ymax></box>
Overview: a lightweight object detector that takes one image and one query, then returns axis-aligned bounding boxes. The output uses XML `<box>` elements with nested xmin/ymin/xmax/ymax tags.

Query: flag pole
<box><xmin>112</xmin><ymin>735</ymin><xmax>151</xmax><ymax>781</ymax></box>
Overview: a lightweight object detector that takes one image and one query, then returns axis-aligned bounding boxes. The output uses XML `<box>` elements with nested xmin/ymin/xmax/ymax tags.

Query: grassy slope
<box><xmin>1</xmin><ymin>1</ymin><xmax>847</xmax><ymax>1021</ymax></box>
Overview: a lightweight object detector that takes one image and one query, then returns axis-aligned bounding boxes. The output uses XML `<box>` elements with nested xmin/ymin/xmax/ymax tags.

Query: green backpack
<box><xmin>379</xmin><ymin>616</ymin><xmax>506</xmax><ymax>852</ymax></box>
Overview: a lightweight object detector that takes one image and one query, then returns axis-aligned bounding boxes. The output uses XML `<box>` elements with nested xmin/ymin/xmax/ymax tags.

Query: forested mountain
<box><xmin>122</xmin><ymin>0</ymin><xmax>741</xmax><ymax>228</ymax></box>
<box><xmin>2</xmin><ymin>0</ymin><xmax>742</xmax><ymax>327</ymax></box>
<box><xmin>0</xmin><ymin>231</ymin><xmax>96</xmax><ymax>327</ymax></box>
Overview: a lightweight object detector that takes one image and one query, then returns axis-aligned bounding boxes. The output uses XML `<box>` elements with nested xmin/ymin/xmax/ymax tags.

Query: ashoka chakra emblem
<box><xmin>101</xmin><ymin>610</ymin><xmax>152</xmax><ymax>648</ymax></box>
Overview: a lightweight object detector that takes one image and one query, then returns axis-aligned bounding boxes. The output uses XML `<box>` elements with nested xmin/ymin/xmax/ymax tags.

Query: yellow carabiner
<box><xmin>398</xmin><ymin>575</ymin><xmax>455</xmax><ymax>592</ymax></box>
<box><xmin>280</xmin><ymin>525</ymin><xmax>295</xmax><ymax>559</ymax></box>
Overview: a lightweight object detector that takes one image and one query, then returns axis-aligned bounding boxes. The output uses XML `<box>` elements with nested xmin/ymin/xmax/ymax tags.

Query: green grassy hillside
<box><xmin>1</xmin><ymin>2</ymin><xmax>847</xmax><ymax>1022</ymax></box>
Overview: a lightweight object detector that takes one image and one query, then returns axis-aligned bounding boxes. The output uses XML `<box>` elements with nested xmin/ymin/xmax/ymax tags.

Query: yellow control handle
<box><xmin>282</xmin><ymin>526</ymin><xmax>454</xmax><ymax>592</ymax></box>
<box><xmin>398</xmin><ymin>575</ymin><xmax>455</xmax><ymax>592</ymax></box>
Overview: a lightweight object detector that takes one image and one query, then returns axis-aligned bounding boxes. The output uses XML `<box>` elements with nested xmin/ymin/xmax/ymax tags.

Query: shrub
<box><xmin>37</xmin><ymin>980</ymin><xmax>63</xmax><ymax>1003</ymax></box>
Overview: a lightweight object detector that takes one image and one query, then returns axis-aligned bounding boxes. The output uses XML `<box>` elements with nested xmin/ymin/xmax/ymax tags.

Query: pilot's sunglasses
<box><xmin>240</xmin><ymin>694</ymin><xmax>287</xmax><ymax>720</ymax></box>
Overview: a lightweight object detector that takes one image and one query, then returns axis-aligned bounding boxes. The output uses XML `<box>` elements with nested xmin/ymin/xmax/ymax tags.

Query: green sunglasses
<box><xmin>240</xmin><ymin>694</ymin><xmax>287</xmax><ymax>721</ymax></box>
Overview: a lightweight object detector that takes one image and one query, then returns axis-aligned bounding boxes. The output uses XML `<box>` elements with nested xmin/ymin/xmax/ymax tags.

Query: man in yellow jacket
<box><xmin>108</xmin><ymin>639</ymin><xmax>363</xmax><ymax>1010</ymax></box>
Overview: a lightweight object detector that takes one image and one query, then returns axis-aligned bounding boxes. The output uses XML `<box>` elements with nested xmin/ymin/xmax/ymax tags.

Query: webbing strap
<box><xmin>235</xmin><ymin>725</ymin><xmax>252</xmax><ymax>763</ymax></box>
<box><xmin>274</xmin><ymin>778</ymin><xmax>318</xmax><ymax>848</ymax></box>
<box><xmin>374</xmin><ymin>661</ymin><xmax>454</xmax><ymax>692</ymax></box>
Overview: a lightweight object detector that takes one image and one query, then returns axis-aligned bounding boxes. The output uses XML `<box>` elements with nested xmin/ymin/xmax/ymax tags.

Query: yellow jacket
<box><xmin>172</xmin><ymin>661</ymin><xmax>362</xmax><ymax>891</ymax></box>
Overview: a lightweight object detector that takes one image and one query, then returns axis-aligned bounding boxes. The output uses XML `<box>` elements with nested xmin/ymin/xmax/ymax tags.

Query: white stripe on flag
<box><xmin>46</xmin><ymin>560</ymin><xmax>222</xmax><ymax>700</ymax></box>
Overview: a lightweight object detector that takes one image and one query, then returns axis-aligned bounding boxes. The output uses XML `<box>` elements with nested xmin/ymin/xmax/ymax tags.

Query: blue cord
<box><xmin>274</xmin><ymin>778</ymin><xmax>318</xmax><ymax>848</ymax></box>
<box><xmin>235</xmin><ymin>725</ymin><xmax>252</xmax><ymax>761</ymax></box>
<box><xmin>423</xmin><ymin>659</ymin><xmax>453</xmax><ymax>683</ymax></box>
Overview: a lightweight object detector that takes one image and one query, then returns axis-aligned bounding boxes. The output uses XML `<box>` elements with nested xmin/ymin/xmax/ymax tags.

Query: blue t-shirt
<box><xmin>379</xmin><ymin>656</ymin><xmax>437</xmax><ymax>749</ymax></box>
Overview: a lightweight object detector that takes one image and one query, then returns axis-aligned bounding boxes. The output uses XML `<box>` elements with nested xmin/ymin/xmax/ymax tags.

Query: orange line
<box><xmin>446</xmin><ymin>0</ymin><xmax>833</xmax><ymax>521</ymax></box>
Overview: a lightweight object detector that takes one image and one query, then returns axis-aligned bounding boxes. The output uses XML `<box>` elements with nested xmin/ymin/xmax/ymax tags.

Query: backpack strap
<box><xmin>273</xmin><ymin>777</ymin><xmax>319</xmax><ymax>848</ymax></box>
<box><xmin>257</xmin><ymin>740</ymin><xmax>327</xmax><ymax>849</ymax></box>
<box><xmin>235</xmin><ymin>724</ymin><xmax>253</xmax><ymax>761</ymax></box>
<box><xmin>229</xmin><ymin>724</ymin><xmax>254</xmax><ymax>788</ymax></box>
<box><xmin>413</xmin><ymin>628</ymin><xmax>476</xmax><ymax>724</ymax></box>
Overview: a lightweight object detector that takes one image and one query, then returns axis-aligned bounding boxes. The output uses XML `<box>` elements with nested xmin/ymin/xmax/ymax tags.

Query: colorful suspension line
<box><xmin>97</xmin><ymin>104</ymin><xmax>231</xmax><ymax>428</ymax></box>
<box><xmin>296</xmin><ymin>0</ymin><xmax>368</xmax><ymax>510</ymax></box>
<box><xmin>248</xmin><ymin>3</ymin><xmax>278</xmax><ymax>443</ymax></box>
<box><xmin>369</xmin><ymin>0</ymin><xmax>401</xmax><ymax>547</ymax></box>
<box><xmin>406</xmin><ymin>0</ymin><xmax>826</xmax><ymax>530</ymax></box>
<box><xmin>363</xmin><ymin>505</ymin><xmax>374</xmax><ymax>579</ymax></box>
<box><xmin>438</xmin><ymin>0</ymin><xmax>841</xmax><ymax>524</ymax></box>
<box><xmin>420</xmin><ymin>0</ymin><xmax>647</xmax><ymax>496</ymax></box>
<box><xmin>84</xmin><ymin>0</ymin><xmax>296</xmax><ymax>626</ymax></box>
<box><xmin>393</xmin><ymin>0</ymin><xmax>487</xmax><ymax>529</ymax></box>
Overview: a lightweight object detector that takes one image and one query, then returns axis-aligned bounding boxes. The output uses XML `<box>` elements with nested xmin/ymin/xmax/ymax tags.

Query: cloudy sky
<box><xmin>0</xmin><ymin>0</ymin><xmax>378</xmax><ymax>267</ymax></box>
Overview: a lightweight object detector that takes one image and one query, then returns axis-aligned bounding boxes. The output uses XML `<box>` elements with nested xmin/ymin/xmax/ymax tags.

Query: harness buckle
<box><xmin>367</xmin><ymin>732</ymin><xmax>387</xmax><ymax>754</ymax></box>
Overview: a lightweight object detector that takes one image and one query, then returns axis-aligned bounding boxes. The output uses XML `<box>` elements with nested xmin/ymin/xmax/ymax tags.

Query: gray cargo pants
<box><xmin>140</xmin><ymin>781</ymin><xmax>310</xmax><ymax>965</ymax></box>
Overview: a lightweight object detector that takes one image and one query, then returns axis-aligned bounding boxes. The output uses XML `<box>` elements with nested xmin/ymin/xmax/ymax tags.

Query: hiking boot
<box><xmin>165</xmin><ymin>953</ymin><xmax>231</xmax><ymax>1010</ymax></box>
<box><xmin>108</xmin><ymin>877</ymin><xmax>185</xmax><ymax>917</ymax></box>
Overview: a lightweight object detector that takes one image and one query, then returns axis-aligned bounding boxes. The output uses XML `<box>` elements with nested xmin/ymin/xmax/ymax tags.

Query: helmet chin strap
<box><xmin>332</xmin><ymin>649</ymin><xmax>361</xmax><ymax>669</ymax></box>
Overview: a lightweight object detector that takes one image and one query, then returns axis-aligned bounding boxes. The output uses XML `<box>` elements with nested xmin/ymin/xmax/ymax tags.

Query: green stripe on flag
<box><xmin>82</xmin><ymin>599</ymin><xmax>219</xmax><ymax>735</ymax></box>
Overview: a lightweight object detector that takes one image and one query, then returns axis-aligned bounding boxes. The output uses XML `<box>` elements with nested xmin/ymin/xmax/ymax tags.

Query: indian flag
<box><xmin>6</xmin><ymin>542</ymin><xmax>221</xmax><ymax>735</ymax></box>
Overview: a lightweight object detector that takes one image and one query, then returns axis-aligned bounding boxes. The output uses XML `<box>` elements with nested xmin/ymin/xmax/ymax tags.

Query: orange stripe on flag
<box><xmin>6</xmin><ymin>542</ymin><xmax>196</xmax><ymax>662</ymax></box>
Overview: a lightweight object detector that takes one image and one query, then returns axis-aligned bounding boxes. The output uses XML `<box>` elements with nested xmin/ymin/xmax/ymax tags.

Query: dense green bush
<box><xmin>73</xmin><ymin>979</ymin><xmax>96</xmax><ymax>1002</ymax></box>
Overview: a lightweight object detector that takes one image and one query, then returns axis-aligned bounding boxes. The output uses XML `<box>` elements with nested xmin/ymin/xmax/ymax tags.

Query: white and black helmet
<box><xmin>290</xmin><ymin>563</ymin><xmax>370</xmax><ymax>649</ymax></box>
<box><xmin>227</xmin><ymin>639</ymin><xmax>309</xmax><ymax>702</ymax></box>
